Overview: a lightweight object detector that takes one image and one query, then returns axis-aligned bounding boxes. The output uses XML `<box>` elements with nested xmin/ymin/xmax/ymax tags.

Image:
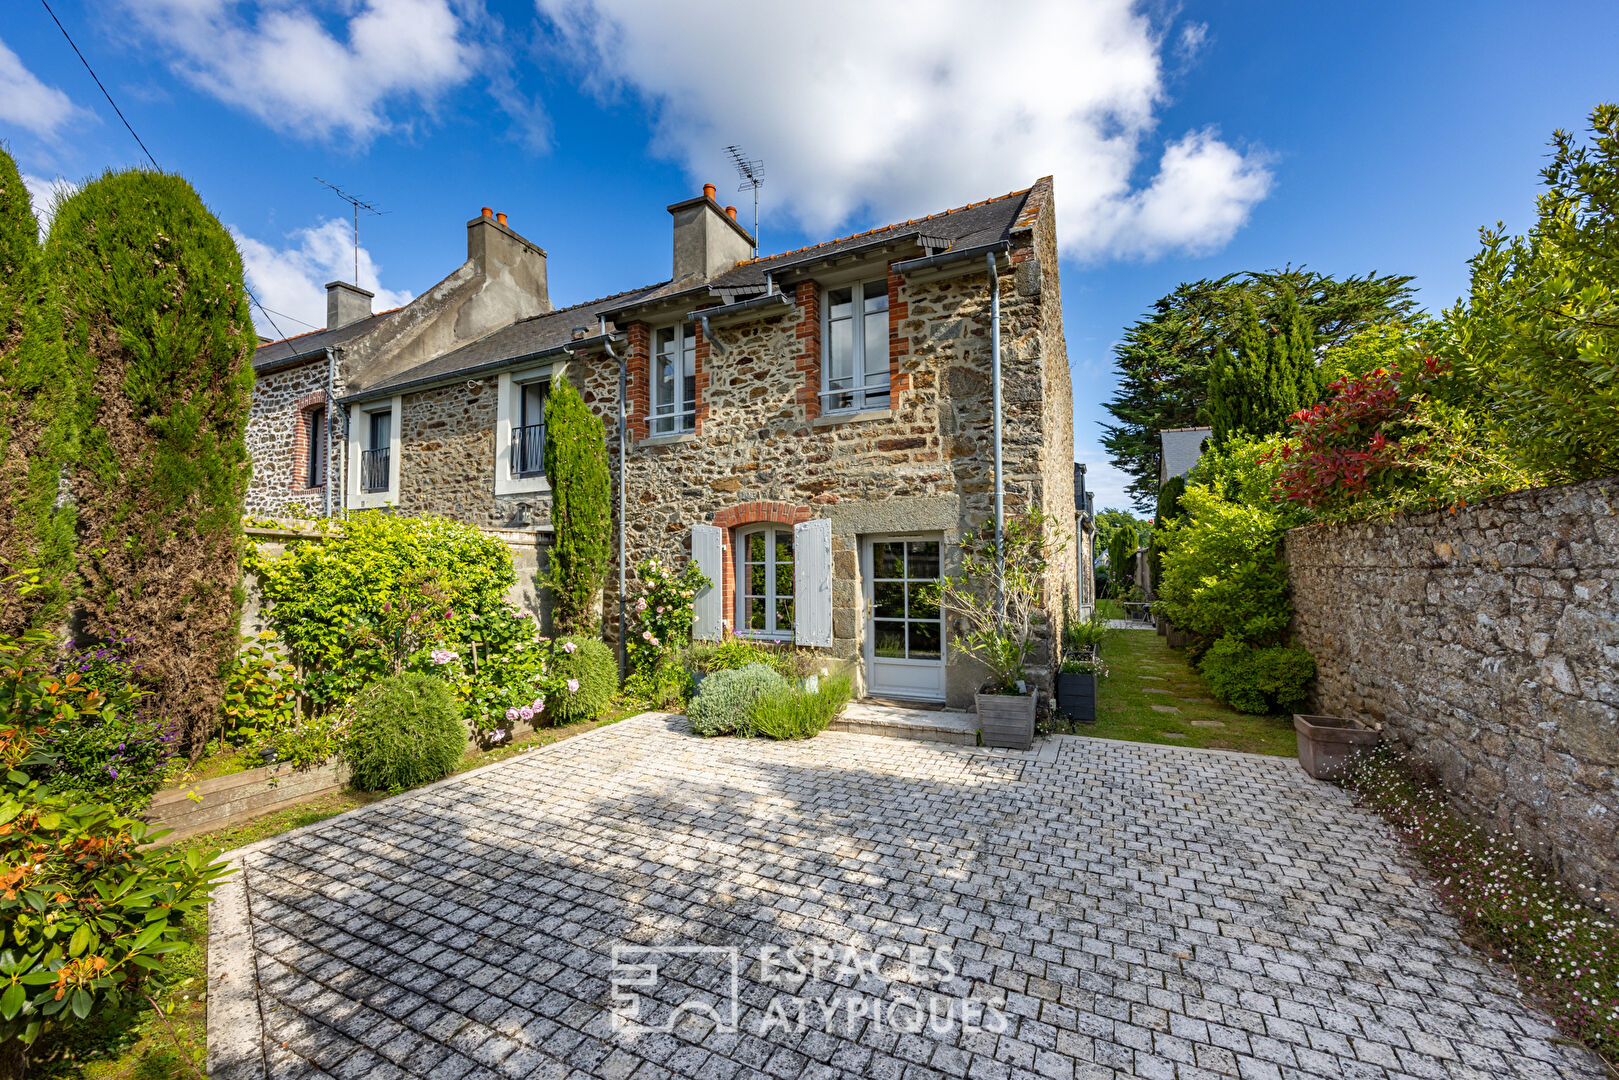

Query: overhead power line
<box><xmin>38</xmin><ymin>0</ymin><xmax>289</xmax><ymax>341</ymax></box>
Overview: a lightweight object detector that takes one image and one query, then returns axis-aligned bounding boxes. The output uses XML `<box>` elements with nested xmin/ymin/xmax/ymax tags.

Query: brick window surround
<box><xmin>627</xmin><ymin>319</ymin><xmax>711</xmax><ymax>442</ymax></box>
<box><xmin>289</xmin><ymin>390</ymin><xmax>329</xmax><ymax>495</ymax></box>
<box><xmin>796</xmin><ymin>265</ymin><xmax>909</xmax><ymax>423</ymax></box>
<box><xmin>712</xmin><ymin>500</ymin><xmax>814</xmax><ymax>637</ymax></box>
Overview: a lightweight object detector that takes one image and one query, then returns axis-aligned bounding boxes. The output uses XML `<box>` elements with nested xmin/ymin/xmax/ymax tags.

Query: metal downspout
<box><xmin>324</xmin><ymin>347</ymin><xmax>337</xmax><ymax>519</ymax></box>
<box><xmin>601</xmin><ymin>316</ymin><xmax>628</xmax><ymax>679</ymax></box>
<box><xmin>988</xmin><ymin>252</ymin><xmax>1004</xmax><ymax>614</ymax></box>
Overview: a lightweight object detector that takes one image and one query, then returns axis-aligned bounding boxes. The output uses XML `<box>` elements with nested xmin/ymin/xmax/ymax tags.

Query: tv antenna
<box><xmin>725</xmin><ymin>145</ymin><xmax>764</xmax><ymax>257</ymax></box>
<box><xmin>314</xmin><ymin>176</ymin><xmax>385</xmax><ymax>284</ymax></box>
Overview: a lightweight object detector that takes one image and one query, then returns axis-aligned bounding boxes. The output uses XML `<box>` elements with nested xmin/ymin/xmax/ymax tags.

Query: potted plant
<box><xmin>942</xmin><ymin>510</ymin><xmax>1067</xmax><ymax>750</ymax></box>
<box><xmin>1056</xmin><ymin>652</ymin><xmax>1106</xmax><ymax>723</ymax></box>
<box><xmin>1293</xmin><ymin>714</ymin><xmax>1382</xmax><ymax>779</ymax></box>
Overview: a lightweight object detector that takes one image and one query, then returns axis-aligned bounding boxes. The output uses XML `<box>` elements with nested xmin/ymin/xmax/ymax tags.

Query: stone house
<box><xmin>246</xmin><ymin>179</ymin><xmax>1080</xmax><ymax>707</ymax></box>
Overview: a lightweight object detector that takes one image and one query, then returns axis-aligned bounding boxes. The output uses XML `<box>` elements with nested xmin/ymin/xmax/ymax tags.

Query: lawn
<box><xmin>1085</xmin><ymin>627</ymin><xmax>1298</xmax><ymax>756</ymax></box>
<box><xmin>30</xmin><ymin>698</ymin><xmax>648</xmax><ymax>1079</ymax></box>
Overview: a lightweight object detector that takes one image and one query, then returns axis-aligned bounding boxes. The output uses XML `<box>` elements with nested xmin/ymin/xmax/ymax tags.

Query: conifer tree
<box><xmin>543</xmin><ymin>373</ymin><xmax>612</xmax><ymax>633</ymax></box>
<box><xmin>0</xmin><ymin>150</ymin><xmax>79</xmax><ymax>633</ymax></box>
<box><xmin>46</xmin><ymin>170</ymin><xmax>255</xmax><ymax>751</ymax></box>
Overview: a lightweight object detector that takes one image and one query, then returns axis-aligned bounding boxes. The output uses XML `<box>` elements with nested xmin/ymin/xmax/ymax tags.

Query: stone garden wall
<box><xmin>1285</xmin><ymin>477</ymin><xmax>1619</xmax><ymax>911</ymax></box>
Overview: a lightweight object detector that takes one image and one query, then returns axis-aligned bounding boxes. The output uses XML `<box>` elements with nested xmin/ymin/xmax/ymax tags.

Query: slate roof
<box><xmin>1160</xmin><ymin>427</ymin><xmax>1212</xmax><ymax>484</ymax></box>
<box><xmin>252</xmin><ymin>308</ymin><xmax>401</xmax><ymax>371</ymax></box>
<box><xmin>350</xmin><ymin>282</ymin><xmax>668</xmax><ymax>398</ymax></box>
<box><xmin>270</xmin><ymin>180</ymin><xmax>1041</xmax><ymax>401</ymax></box>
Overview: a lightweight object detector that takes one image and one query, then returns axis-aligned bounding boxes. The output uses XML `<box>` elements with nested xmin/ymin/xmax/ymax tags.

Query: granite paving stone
<box><xmin>211</xmin><ymin>713</ymin><xmax>1608</xmax><ymax>1079</ymax></box>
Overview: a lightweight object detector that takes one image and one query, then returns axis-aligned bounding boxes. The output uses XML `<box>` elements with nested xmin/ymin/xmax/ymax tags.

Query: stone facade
<box><xmin>1286</xmin><ymin>477</ymin><xmax>1619</xmax><ymax>911</ymax></box>
<box><xmin>244</xmin><ymin>359</ymin><xmax>337</xmax><ymax>518</ymax></box>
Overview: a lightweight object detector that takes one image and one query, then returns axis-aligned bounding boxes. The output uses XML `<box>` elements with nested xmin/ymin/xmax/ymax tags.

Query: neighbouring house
<box><xmin>1159</xmin><ymin>425</ymin><xmax>1211</xmax><ymax>485</ymax></box>
<box><xmin>1074</xmin><ymin>462</ymin><xmax>1096</xmax><ymax>618</ymax></box>
<box><xmin>245</xmin><ymin>180</ymin><xmax>1078</xmax><ymax>707</ymax></box>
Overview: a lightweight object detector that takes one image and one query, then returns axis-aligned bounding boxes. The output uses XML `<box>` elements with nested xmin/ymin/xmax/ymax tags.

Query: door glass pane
<box><xmin>775</xmin><ymin>599</ymin><xmax>795</xmax><ymax>632</ymax></box>
<box><xmin>873</xmin><ymin>621</ymin><xmax>906</xmax><ymax>658</ymax></box>
<box><xmin>908</xmin><ymin>580</ymin><xmax>941</xmax><ymax>621</ymax></box>
<box><xmin>873</xmin><ymin>581</ymin><xmax>905</xmax><ymax>620</ymax></box>
<box><xmin>907</xmin><ymin>621</ymin><xmax>941</xmax><ymax>660</ymax></box>
<box><xmin>872</xmin><ymin>542</ymin><xmax>904</xmax><ymax>579</ymax></box>
<box><xmin>907</xmin><ymin>541</ymin><xmax>940</xmax><ymax>580</ymax></box>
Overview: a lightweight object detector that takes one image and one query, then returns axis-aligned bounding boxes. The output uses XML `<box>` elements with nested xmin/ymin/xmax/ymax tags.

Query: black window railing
<box><xmin>360</xmin><ymin>447</ymin><xmax>390</xmax><ymax>493</ymax></box>
<box><xmin>511</xmin><ymin>423</ymin><xmax>545</xmax><ymax>478</ymax></box>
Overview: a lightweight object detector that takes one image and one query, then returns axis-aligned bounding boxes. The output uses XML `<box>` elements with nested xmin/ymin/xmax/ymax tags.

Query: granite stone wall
<box><xmin>244</xmin><ymin>359</ymin><xmax>336</xmax><ymax>518</ymax></box>
<box><xmin>1286</xmin><ymin>477</ymin><xmax>1619</xmax><ymax>911</ymax></box>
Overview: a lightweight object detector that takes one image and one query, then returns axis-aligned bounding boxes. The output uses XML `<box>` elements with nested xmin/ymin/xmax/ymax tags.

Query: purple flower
<box><xmin>430</xmin><ymin>649</ymin><xmax>458</xmax><ymax>666</ymax></box>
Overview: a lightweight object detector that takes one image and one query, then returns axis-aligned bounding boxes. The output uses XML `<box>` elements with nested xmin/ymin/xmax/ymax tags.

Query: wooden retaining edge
<box><xmin>146</xmin><ymin>720</ymin><xmax>543</xmax><ymax>844</ymax></box>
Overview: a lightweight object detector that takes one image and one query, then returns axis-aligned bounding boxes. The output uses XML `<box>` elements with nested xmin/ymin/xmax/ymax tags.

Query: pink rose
<box><xmin>519</xmin><ymin>705</ymin><xmax>534</xmax><ymax>721</ymax></box>
<box><xmin>635</xmin><ymin>599</ymin><xmax>648</xmax><ymax>612</ymax></box>
<box><xmin>505</xmin><ymin>708</ymin><xmax>519</xmax><ymax>722</ymax></box>
<box><xmin>563</xmin><ymin>641</ymin><xmax>577</xmax><ymax>654</ymax></box>
<box><xmin>533</xmin><ymin>699</ymin><xmax>545</xmax><ymax>712</ymax></box>
<box><xmin>567</xmin><ymin>679</ymin><xmax>580</xmax><ymax>693</ymax></box>
<box><xmin>642</xmin><ymin>630</ymin><xmax>654</xmax><ymax>641</ymax></box>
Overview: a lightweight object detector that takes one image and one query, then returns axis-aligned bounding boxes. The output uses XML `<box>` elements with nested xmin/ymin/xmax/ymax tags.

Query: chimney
<box><xmin>325</xmin><ymin>281</ymin><xmax>374</xmax><ymax>330</ymax></box>
<box><xmin>667</xmin><ymin>182</ymin><xmax>754</xmax><ymax>282</ymax></box>
<box><xmin>467</xmin><ymin>208</ymin><xmax>550</xmax><ymax>312</ymax></box>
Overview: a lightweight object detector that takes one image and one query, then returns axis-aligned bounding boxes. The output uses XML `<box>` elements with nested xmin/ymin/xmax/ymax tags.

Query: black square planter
<box><xmin>1056</xmin><ymin>670</ymin><xmax>1098</xmax><ymax>723</ymax></box>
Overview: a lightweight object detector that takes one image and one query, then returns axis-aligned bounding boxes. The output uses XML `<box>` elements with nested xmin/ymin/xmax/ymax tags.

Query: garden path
<box><xmin>209</xmin><ymin>713</ymin><xmax>1607</xmax><ymax>1080</ymax></box>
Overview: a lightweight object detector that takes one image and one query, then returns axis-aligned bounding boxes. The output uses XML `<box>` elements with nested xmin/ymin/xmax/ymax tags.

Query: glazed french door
<box><xmin>862</xmin><ymin>535</ymin><xmax>945</xmax><ymax>701</ymax></box>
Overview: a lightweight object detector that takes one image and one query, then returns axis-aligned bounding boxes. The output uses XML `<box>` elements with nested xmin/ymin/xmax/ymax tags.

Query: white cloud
<box><xmin>0</xmin><ymin>36</ymin><xmax>84</xmax><ymax>140</ymax></box>
<box><xmin>534</xmin><ymin>0</ymin><xmax>1267</xmax><ymax>261</ymax></box>
<box><xmin>233</xmin><ymin>218</ymin><xmax>413</xmax><ymax>338</ymax></box>
<box><xmin>21</xmin><ymin>173</ymin><xmax>79</xmax><ymax>237</ymax></box>
<box><xmin>119</xmin><ymin>0</ymin><xmax>481</xmax><ymax>143</ymax></box>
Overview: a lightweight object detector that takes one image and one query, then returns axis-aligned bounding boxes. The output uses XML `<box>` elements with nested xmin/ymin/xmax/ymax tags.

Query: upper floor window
<box><xmin>823</xmin><ymin>278</ymin><xmax>890</xmax><ymax>413</ymax></box>
<box><xmin>512</xmin><ymin>379</ymin><xmax>547</xmax><ymax>478</ymax></box>
<box><xmin>652</xmin><ymin>323</ymin><xmax>696</xmax><ymax>435</ymax></box>
<box><xmin>361</xmin><ymin>409</ymin><xmax>391</xmax><ymax>494</ymax></box>
<box><xmin>305</xmin><ymin>405</ymin><xmax>327</xmax><ymax>488</ymax></box>
<box><xmin>738</xmin><ymin>525</ymin><xmax>794</xmax><ymax>638</ymax></box>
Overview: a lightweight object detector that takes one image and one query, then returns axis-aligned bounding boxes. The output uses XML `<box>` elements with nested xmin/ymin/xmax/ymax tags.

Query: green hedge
<box><xmin>47</xmin><ymin>169</ymin><xmax>254</xmax><ymax>750</ymax></box>
<box><xmin>1199</xmin><ymin>635</ymin><xmax>1315</xmax><ymax>715</ymax></box>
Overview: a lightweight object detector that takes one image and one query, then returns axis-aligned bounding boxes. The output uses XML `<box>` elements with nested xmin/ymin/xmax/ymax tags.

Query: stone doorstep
<box><xmin>829</xmin><ymin>701</ymin><xmax>979</xmax><ymax>745</ymax></box>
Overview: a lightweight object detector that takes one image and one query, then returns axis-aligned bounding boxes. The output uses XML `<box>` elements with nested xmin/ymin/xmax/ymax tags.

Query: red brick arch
<box><xmin>711</xmin><ymin>500</ymin><xmax>814</xmax><ymax>636</ymax></box>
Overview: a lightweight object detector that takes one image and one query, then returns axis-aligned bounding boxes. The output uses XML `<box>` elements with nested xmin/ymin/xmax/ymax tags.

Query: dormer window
<box><xmin>823</xmin><ymin>279</ymin><xmax>890</xmax><ymax>413</ymax></box>
<box><xmin>652</xmin><ymin>324</ymin><xmax>697</xmax><ymax>435</ymax></box>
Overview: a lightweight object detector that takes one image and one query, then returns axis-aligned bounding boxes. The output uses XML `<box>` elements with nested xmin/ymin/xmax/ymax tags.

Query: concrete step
<box><xmin>829</xmin><ymin>701</ymin><xmax>979</xmax><ymax>745</ymax></box>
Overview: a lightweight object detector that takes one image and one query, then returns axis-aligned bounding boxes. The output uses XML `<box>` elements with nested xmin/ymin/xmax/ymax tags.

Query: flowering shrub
<box><xmin>0</xmin><ymin>628</ymin><xmax>227</xmax><ymax>1066</ymax></box>
<box><xmin>1344</xmin><ymin>746</ymin><xmax>1618</xmax><ymax>1060</ymax></box>
<box><xmin>43</xmin><ymin>640</ymin><xmax>175</xmax><ymax>812</ymax></box>
<box><xmin>625</xmin><ymin>557</ymin><xmax>709</xmax><ymax>684</ymax></box>
<box><xmin>545</xmin><ymin>636</ymin><xmax>616</xmax><ymax>723</ymax></box>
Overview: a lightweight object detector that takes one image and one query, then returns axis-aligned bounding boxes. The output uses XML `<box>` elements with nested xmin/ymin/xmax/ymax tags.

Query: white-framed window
<box><xmin>822</xmin><ymin>278</ymin><xmax>890</xmax><ymax>413</ymax></box>
<box><xmin>651</xmin><ymin>323</ymin><xmax>697</xmax><ymax>435</ymax></box>
<box><xmin>737</xmin><ymin>525</ymin><xmax>795</xmax><ymax>637</ymax></box>
<box><xmin>495</xmin><ymin>369</ymin><xmax>553</xmax><ymax>496</ymax></box>
<box><xmin>347</xmin><ymin>396</ymin><xmax>401</xmax><ymax>509</ymax></box>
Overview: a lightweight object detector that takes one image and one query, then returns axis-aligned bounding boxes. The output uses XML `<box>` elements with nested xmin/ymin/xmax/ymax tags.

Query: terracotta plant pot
<box><xmin>976</xmin><ymin>690</ymin><xmax>1037</xmax><ymax>750</ymax></box>
<box><xmin>1293</xmin><ymin>714</ymin><xmax>1381</xmax><ymax>780</ymax></box>
<box><xmin>1056</xmin><ymin>671</ymin><xmax>1097</xmax><ymax>723</ymax></box>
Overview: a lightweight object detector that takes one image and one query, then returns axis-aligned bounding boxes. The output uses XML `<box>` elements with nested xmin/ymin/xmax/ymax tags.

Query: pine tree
<box><xmin>46</xmin><ymin>169</ymin><xmax>255</xmax><ymax>752</ymax></box>
<box><xmin>543</xmin><ymin>374</ymin><xmax>612</xmax><ymax>633</ymax></box>
<box><xmin>0</xmin><ymin>150</ymin><xmax>79</xmax><ymax>633</ymax></box>
<box><xmin>1208</xmin><ymin>288</ymin><xmax>1324</xmax><ymax>444</ymax></box>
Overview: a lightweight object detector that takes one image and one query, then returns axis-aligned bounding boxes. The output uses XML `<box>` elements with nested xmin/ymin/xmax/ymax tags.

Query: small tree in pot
<box><xmin>941</xmin><ymin>510</ymin><xmax>1066</xmax><ymax>749</ymax></box>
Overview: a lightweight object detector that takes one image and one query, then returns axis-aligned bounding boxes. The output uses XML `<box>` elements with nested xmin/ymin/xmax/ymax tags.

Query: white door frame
<box><xmin>861</xmin><ymin>533</ymin><xmax>946</xmax><ymax>702</ymax></box>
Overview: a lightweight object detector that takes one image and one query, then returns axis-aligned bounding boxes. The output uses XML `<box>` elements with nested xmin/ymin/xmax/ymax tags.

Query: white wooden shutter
<box><xmin>691</xmin><ymin>524</ymin><xmax>724</xmax><ymax>641</ymax></box>
<box><xmin>793</xmin><ymin>518</ymin><xmax>833</xmax><ymax>648</ymax></box>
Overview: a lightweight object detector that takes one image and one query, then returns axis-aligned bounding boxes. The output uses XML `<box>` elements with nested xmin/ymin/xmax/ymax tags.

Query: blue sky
<box><xmin>3</xmin><ymin>0</ymin><xmax>1616</xmax><ymax>512</ymax></box>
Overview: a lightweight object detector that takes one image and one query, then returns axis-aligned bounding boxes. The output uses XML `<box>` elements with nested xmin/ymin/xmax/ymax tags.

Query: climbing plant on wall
<box><xmin>543</xmin><ymin>373</ymin><xmax>611</xmax><ymax>634</ymax></box>
<box><xmin>46</xmin><ymin>169</ymin><xmax>255</xmax><ymax>752</ymax></box>
<box><xmin>0</xmin><ymin>149</ymin><xmax>80</xmax><ymax>634</ymax></box>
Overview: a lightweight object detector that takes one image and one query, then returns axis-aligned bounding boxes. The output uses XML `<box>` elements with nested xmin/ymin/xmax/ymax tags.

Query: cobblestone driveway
<box><xmin>209</xmin><ymin>713</ymin><xmax>1608</xmax><ymax>1080</ymax></box>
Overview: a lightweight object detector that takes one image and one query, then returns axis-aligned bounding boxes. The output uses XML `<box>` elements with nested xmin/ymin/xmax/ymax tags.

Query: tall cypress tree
<box><xmin>1208</xmin><ymin>288</ymin><xmax>1323</xmax><ymax>443</ymax></box>
<box><xmin>0</xmin><ymin>150</ymin><xmax>79</xmax><ymax>633</ymax></box>
<box><xmin>46</xmin><ymin>170</ymin><xmax>255</xmax><ymax>752</ymax></box>
<box><xmin>543</xmin><ymin>373</ymin><xmax>611</xmax><ymax>633</ymax></box>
